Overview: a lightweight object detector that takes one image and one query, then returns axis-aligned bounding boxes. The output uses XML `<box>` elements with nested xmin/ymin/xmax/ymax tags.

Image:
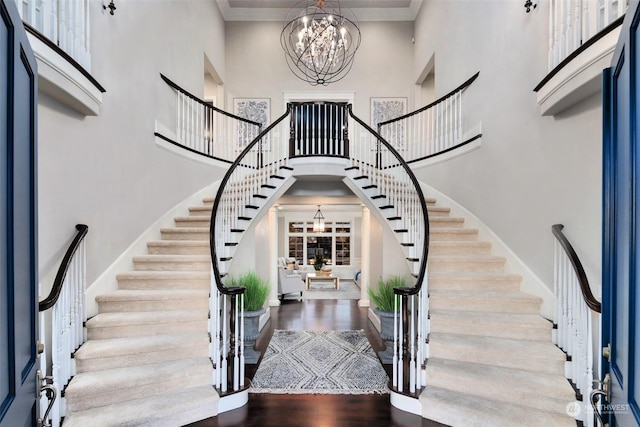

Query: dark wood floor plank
<box><xmin>187</xmin><ymin>300</ymin><xmax>446</xmax><ymax>427</ymax></box>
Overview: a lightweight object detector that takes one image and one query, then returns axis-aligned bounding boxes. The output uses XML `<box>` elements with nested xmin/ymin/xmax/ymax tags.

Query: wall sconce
<box><xmin>104</xmin><ymin>0</ymin><xmax>116</xmax><ymax>15</ymax></box>
<box><xmin>524</xmin><ymin>0</ymin><xmax>536</xmax><ymax>13</ymax></box>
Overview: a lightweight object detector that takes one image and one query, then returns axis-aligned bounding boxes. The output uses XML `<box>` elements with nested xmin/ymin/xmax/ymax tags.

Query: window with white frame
<box><xmin>287</xmin><ymin>220</ymin><xmax>351</xmax><ymax>267</ymax></box>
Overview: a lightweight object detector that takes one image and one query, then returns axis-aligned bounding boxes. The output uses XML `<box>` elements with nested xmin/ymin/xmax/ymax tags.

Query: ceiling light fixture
<box><xmin>313</xmin><ymin>205</ymin><xmax>326</xmax><ymax>232</ymax></box>
<box><xmin>281</xmin><ymin>0</ymin><xmax>361</xmax><ymax>86</ymax></box>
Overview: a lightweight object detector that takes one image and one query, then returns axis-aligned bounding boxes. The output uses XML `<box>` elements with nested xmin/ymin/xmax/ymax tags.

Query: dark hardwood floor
<box><xmin>187</xmin><ymin>299</ymin><xmax>447</xmax><ymax>427</ymax></box>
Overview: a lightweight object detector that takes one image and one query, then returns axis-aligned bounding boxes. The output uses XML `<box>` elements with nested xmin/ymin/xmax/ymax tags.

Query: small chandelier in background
<box><xmin>103</xmin><ymin>0</ymin><xmax>116</xmax><ymax>15</ymax></box>
<box><xmin>313</xmin><ymin>205</ymin><xmax>326</xmax><ymax>232</ymax></box>
<box><xmin>281</xmin><ymin>0</ymin><xmax>361</xmax><ymax>86</ymax></box>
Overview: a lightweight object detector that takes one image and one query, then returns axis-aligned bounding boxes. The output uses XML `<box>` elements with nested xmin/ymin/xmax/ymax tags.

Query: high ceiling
<box><xmin>216</xmin><ymin>0</ymin><xmax>423</xmax><ymax>21</ymax></box>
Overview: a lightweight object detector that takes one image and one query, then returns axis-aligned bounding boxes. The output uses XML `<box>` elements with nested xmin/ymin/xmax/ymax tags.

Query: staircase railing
<box><xmin>13</xmin><ymin>0</ymin><xmax>91</xmax><ymax>70</ymax></box>
<box><xmin>348</xmin><ymin>105</ymin><xmax>430</xmax><ymax>396</ymax></box>
<box><xmin>209</xmin><ymin>105</ymin><xmax>293</xmax><ymax>394</ymax></box>
<box><xmin>377</xmin><ymin>72</ymin><xmax>480</xmax><ymax>164</ymax></box>
<box><xmin>38</xmin><ymin>224</ymin><xmax>89</xmax><ymax>427</ymax></box>
<box><xmin>159</xmin><ymin>74</ymin><xmax>262</xmax><ymax>163</ymax></box>
<box><xmin>208</xmin><ymin>101</ymin><xmax>430</xmax><ymax>398</ymax></box>
<box><xmin>548</xmin><ymin>0</ymin><xmax>627</xmax><ymax>71</ymax></box>
<box><xmin>552</xmin><ymin>224</ymin><xmax>601</xmax><ymax>427</ymax></box>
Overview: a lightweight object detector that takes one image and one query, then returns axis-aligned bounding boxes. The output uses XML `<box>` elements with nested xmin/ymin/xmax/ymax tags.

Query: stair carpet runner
<box><xmin>62</xmin><ymin>195</ymin><xmax>577</xmax><ymax>426</ymax></box>
<box><xmin>62</xmin><ymin>198</ymin><xmax>218</xmax><ymax>426</ymax></box>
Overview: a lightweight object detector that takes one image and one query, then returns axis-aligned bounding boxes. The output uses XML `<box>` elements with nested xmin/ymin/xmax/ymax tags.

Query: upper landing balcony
<box><xmin>534</xmin><ymin>0</ymin><xmax>627</xmax><ymax>116</ymax></box>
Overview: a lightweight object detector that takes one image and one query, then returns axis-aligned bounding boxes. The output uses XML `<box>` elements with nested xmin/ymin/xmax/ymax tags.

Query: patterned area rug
<box><xmin>250</xmin><ymin>330</ymin><xmax>389</xmax><ymax>394</ymax></box>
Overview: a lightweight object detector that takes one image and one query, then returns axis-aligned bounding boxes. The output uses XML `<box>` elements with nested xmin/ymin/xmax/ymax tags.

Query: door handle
<box><xmin>36</xmin><ymin>369</ymin><xmax>57</xmax><ymax>427</ymax></box>
<box><xmin>590</xmin><ymin>373</ymin><xmax>611</xmax><ymax>427</ymax></box>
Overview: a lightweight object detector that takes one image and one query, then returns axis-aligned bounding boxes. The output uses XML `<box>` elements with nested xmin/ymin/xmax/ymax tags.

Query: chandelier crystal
<box><xmin>281</xmin><ymin>0</ymin><xmax>361</xmax><ymax>86</ymax></box>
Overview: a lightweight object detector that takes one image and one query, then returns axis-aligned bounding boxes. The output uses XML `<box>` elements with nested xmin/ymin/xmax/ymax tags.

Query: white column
<box><xmin>268</xmin><ymin>207</ymin><xmax>281</xmax><ymax>306</ymax></box>
<box><xmin>358</xmin><ymin>205</ymin><xmax>371</xmax><ymax>308</ymax></box>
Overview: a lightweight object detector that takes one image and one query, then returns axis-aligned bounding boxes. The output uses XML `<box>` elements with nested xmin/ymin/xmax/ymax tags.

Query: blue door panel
<box><xmin>604</xmin><ymin>1</ymin><xmax>640</xmax><ymax>425</ymax></box>
<box><xmin>0</xmin><ymin>0</ymin><xmax>38</xmax><ymax>426</ymax></box>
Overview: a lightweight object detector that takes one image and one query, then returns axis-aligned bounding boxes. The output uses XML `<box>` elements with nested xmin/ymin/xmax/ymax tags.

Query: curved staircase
<box><xmin>420</xmin><ymin>198</ymin><xmax>576</xmax><ymax>427</ymax></box>
<box><xmin>62</xmin><ymin>198</ymin><xmax>219</xmax><ymax>427</ymax></box>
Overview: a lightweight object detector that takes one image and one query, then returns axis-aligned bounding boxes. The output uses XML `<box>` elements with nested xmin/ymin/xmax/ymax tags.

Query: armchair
<box><xmin>277</xmin><ymin>266</ymin><xmax>304</xmax><ymax>301</ymax></box>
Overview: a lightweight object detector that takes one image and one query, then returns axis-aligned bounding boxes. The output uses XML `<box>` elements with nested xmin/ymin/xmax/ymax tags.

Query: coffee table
<box><xmin>306</xmin><ymin>273</ymin><xmax>340</xmax><ymax>291</ymax></box>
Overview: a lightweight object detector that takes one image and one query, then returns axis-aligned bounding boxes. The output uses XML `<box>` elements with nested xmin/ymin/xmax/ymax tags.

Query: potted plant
<box><xmin>226</xmin><ymin>271</ymin><xmax>270</xmax><ymax>363</ymax></box>
<box><xmin>312</xmin><ymin>251</ymin><xmax>324</xmax><ymax>272</ymax></box>
<box><xmin>368</xmin><ymin>275</ymin><xmax>405</xmax><ymax>364</ymax></box>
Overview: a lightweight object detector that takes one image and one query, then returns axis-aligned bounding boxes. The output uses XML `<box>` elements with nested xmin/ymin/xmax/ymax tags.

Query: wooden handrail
<box><xmin>551</xmin><ymin>224</ymin><xmax>601</xmax><ymax>313</ymax></box>
<box><xmin>160</xmin><ymin>73</ymin><xmax>261</xmax><ymax>126</ymax></box>
<box><xmin>348</xmin><ymin>105</ymin><xmax>430</xmax><ymax>297</ymax></box>
<box><xmin>39</xmin><ymin>224</ymin><xmax>89</xmax><ymax>311</ymax></box>
<box><xmin>378</xmin><ymin>72</ymin><xmax>479</xmax><ymax>126</ymax></box>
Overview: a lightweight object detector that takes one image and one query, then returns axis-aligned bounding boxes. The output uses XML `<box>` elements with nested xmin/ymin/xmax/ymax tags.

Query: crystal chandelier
<box><xmin>281</xmin><ymin>0</ymin><xmax>361</xmax><ymax>86</ymax></box>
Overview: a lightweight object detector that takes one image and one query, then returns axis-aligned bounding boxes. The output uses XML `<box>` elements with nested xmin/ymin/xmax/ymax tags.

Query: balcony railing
<box><xmin>14</xmin><ymin>0</ymin><xmax>91</xmax><ymax>70</ymax></box>
<box><xmin>548</xmin><ymin>0</ymin><xmax>627</xmax><ymax>70</ymax></box>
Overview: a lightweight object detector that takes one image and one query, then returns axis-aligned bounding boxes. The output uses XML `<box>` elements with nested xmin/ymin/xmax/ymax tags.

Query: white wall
<box><xmin>224</xmin><ymin>20</ymin><xmax>416</xmax><ymax>120</ymax></box>
<box><xmin>412</xmin><ymin>0</ymin><xmax>602</xmax><ymax>294</ymax></box>
<box><xmin>38</xmin><ymin>0</ymin><xmax>228</xmax><ymax>293</ymax></box>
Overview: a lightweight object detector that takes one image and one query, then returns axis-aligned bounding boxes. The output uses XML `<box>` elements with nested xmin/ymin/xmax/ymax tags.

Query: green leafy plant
<box><xmin>226</xmin><ymin>271</ymin><xmax>270</xmax><ymax>312</ymax></box>
<box><xmin>312</xmin><ymin>251</ymin><xmax>324</xmax><ymax>271</ymax></box>
<box><xmin>368</xmin><ymin>275</ymin><xmax>407</xmax><ymax>312</ymax></box>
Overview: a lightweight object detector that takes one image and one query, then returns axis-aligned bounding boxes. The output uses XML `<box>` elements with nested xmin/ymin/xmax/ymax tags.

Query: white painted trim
<box><xmin>409</xmin><ymin>123</ymin><xmax>483</xmax><ymax>168</ymax></box>
<box><xmin>28</xmin><ymin>33</ymin><xmax>102</xmax><ymax>116</ymax></box>
<box><xmin>390</xmin><ymin>391</ymin><xmax>421</xmax><ymax>415</ymax></box>
<box><xmin>420</xmin><ymin>182</ymin><xmax>555</xmax><ymax>319</ymax></box>
<box><xmin>154</xmin><ymin>120</ymin><xmax>235</xmax><ymax>168</ymax></box>
<box><xmin>283</xmin><ymin>91</ymin><xmax>355</xmax><ymax>108</ymax></box>
<box><xmin>218</xmin><ymin>389</ymin><xmax>248</xmax><ymax>414</ymax></box>
<box><xmin>85</xmin><ymin>181</ymin><xmax>222</xmax><ymax>316</ymax></box>
<box><xmin>536</xmin><ymin>26</ymin><xmax>620</xmax><ymax>116</ymax></box>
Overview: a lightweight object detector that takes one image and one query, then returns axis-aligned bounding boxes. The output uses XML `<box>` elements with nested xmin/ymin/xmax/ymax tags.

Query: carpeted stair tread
<box><xmin>96</xmin><ymin>289</ymin><xmax>208</xmax><ymax>302</ymax></box>
<box><xmin>429</xmin><ymin>332</ymin><xmax>565</xmax><ymax>375</ymax></box>
<box><xmin>132</xmin><ymin>254</ymin><xmax>210</xmax><ymax>262</ymax></box>
<box><xmin>428</xmin><ymin>241</ymin><xmax>492</xmax><ymax>255</ymax></box>
<box><xmin>427</xmin><ymin>206</ymin><xmax>451</xmax><ymax>216</ymax></box>
<box><xmin>117</xmin><ymin>270</ymin><xmax>209</xmax><ymax>290</ymax></box>
<box><xmin>117</xmin><ymin>270</ymin><xmax>209</xmax><ymax>280</ymax></box>
<box><xmin>430</xmin><ymin>228</ymin><xmax>479</xmax><ymax>241</ymax></box>
<box><xmin>86</xmin><ymin>310</ymin><xmax>208</xmax><ymax>328</ymax></box>
<box><xmin>65</xmin><ymin>357</ymin><xmax>212</xmax><ymax>398</ymax></box>
<box><xmin>160</xmin><ymin>227</ymin><xmax>209</xmax><ymax>240</ymax></box>
<box><xmin>428</xmin><ymin>271</ymin><xmax>521</xmax><ymax>281</ymax></box>
<box><xmin>147</xmin><ymin>240</ymin><xmax>210</xmax><ymax>254</ymax></box>
<box><xmin>429</xmin><ymin>310</ymin><xmax>552</xmax><ymax>340</ymax></box>
<box><xmin>62</xmin><ymin>385</ymin><xmax>219</xmax><ymax>427</ymax></box>
<box><xmin>86</xmin><ymin>310</ymin><xmax>208</xmax><ymax>339</ymax></box>
<box><xmin>429</xmin><ymin>290</ymin><xmax>542</xmax><ymax>314</ymax></box>
<box><xmin>174</xmin><ymin>216</ymin><xmax>211</xmax><ymax>222</ymax></box>
<box><xmin>75</xmin><ymin>333</ymin><xmax>207</xmax><ymax>360</ymax></box>
<box><xmin>425</xmin><ymin>358</ymin><xmax>575</xmax><ymax>414</ymax></box>
<box><xmin>428</xmin><ymin>271</ymin><xmax>521</xmax><ymax>291</ymax></box>
<box><xmin>419</xmin><ymin>386</ymin><xmax>576</xmax><ymax>427</ymax></box>
<box><xmin>429</xmin><ymin>217</ymin><xmax>465</xmax><ymax>227</ymax></box>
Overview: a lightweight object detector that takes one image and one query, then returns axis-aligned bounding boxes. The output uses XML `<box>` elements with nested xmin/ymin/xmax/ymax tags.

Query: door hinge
<box><xmin>603</xmin><ymin>343</ymin><xmax>611</xmax><ymax>362</ymax></box>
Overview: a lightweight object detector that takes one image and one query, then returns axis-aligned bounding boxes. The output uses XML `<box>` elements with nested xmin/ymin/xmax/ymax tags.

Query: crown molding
<box><xmin>216</xmin><ymin>0</ymin><xmax>423</xmax><ymax>22</ymax></box>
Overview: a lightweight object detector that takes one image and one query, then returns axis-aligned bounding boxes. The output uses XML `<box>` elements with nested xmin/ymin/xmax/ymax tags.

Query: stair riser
<box><xmin>76</xmin><ymin>344</ymin><xmax>209</xmax><ymax>373</ymax></box>
<box><xmin>161</xmin><ymin>230</ymin><xmax>208</xmax><ymax>241</ymax></box>
<box><xmin>98</xmin><ymin>299</ymin><xmax>208</xmax><ymax>313</ymax></box>
<box><xmin>428</xmin><ymin>245</ymin><xmax>492</xmax><ymax>256</ymax></box>
<box><xmin>133</xmin><ymin>261</ymin><xmax>210</xmax><ymax>271</ymax></box>
<box><xmin>429</xmin><ymin>321</ymin><xmax>552</xmax><ymax>342</ymax></box>
<box><xmin>65</xmin><ymin>371</ymin><xmax>211</xmax><ymax>413</ymax></box>
<box><xmin>427</xmin><ymin>209</ymin><xmax>450</xmax><ymax>217</ymax></box>
<box><xmin>147</xmin><ymin>245</ymin><xmax>210</xmax><ymax>255</ymax></box>
<box><xmin>189</xmin><ymin>207</ymin><xmax>212</xmax><ymax>216</ymax></box>
<box><xmin>430</xmin><ymin>298</ymin><xmax>540</xmax><ymax>314</ymax></box>
<box><xmin>87</xmin><ymin>320</ymin><xmax>207</xmax><ymax>340</ymax></box>
<box><xmin>426</xmin><ymin>369</ymin><xmax>572</xmax><ymax>415</ymax></box>
<box><xmin>118</xmin><ymin>278</ymin><xmax>210</xmax><ymax>290</ymax></box>
<box><xmin>429</xmin><ymin>344</ymin><xmax>565</xmax><ymax>376</ymax></box>
<box><xmin>429</xmin><ymin>260</ymin><xmax>506</xmax><ymax>273</ymax></box>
